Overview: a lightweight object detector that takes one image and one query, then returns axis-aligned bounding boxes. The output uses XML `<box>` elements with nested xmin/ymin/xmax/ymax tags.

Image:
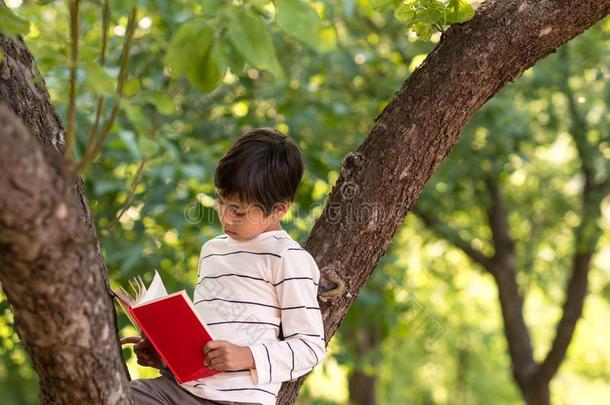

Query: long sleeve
<box><xmin>248</xmin><ymin>247</ymin><xmax>327</xmax><ymax>385</ymax></box>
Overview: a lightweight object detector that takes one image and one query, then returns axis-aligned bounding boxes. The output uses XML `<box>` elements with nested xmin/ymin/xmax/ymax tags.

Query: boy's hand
<box><xmin>203</xmin><ymin>340</ymin><xmax>255</xmax><ymax>371</ymax></box>
<box><xmin>120</xmin><ymin>336</ymin><xmax>164</xmax><ymax>369</ymax></box>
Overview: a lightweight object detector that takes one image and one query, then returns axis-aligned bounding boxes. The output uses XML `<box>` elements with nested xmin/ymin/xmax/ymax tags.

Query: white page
<box><xmin>139</xmin><ymin>270</ymin><xmax>168</xmax><ymax>304</ymax></box>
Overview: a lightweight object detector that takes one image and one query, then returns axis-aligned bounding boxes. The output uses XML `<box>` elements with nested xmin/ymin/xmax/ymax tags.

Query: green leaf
<box><xmin>0</xmin><ymin>49</ymin><xmax>4</xmax><ymax>64</ymax></box>
<box><xmin>0</xmin><ymin>8</ymin><xmax>30</xmax><ymax>37</ymax></box>
<box><xmin>164</xmin><ymin>20</ymin><xmax>214</xmax><ymax>78</ymax></box>
<box><xmin>165</xmin><ymin>20</ymin><xmax>227</xmax><ymax>92</ymax></box>
<box><xmin>417</xmin><ymin>7</ymin><xmax>444</xmax><ymax>24</ymax></box>
<box><xmin>164</xmin><ymin>19</ymin><xmax>228</xmax><ymax>91</ymax></box>
<box><xmin>394</xmin><ymin>4</ymin><xmax>416</xmax><ymax>23</ymax></box>
<box><xmin>413</xmin><ymin>22</ymin><xmax>434</xmax><ymax>41</ymax></box>
<box><xmin>123</xmin><ymin>103</ymin><xmax>153</xmax><ymax>135</ymax></box>
<box><xmin>138</xmin><ymin>136</ymin><xmax>159</xmax><ymax>157</ymax></box>
<box><xmin>446</xmin><ymin>0</ymin><xmax>474</xmax><ymax>24</ymax></box>
<box><xmin>218</xmin><ymin>39</ymin><xmax>245</xmax><ymax>74</ymax></box>
<box><xmin>275</xmin><ymin>0</ymin><xmax>331</xmax><ymax>53</ymax></box>
<box><xmin>227</xmin><ymin>7</ymin><xmax>282</xmax><ymax>78</ymax></box>
<box><xmin>123</xmin><ymin>78</ymin><xmax>141</xmax><ymax>97</ymax></box>
<box><xmin>186</xmin><ymin>41</ymin><xmax>227</xmax><ymax>93</ymax></box>
<box><xmin>138</xmin><ymin>93</ymin><xmax>175</xmax><ymax>115</ymax></box>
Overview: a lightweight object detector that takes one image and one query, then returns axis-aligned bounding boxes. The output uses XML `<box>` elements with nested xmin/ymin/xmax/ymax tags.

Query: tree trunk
<box><xmin>347</xmin><ymin>370</ymin><xmax>376</xmax><ymax>405</ymax></box>
<box><xmin>523</xmin><ymin>378</ymin><xmax>551</xmax><ymax>405</ymax></box>
<box><xmin>0</xmin><ymin>0</ymin><xmax>608</xmax><ymax>404</ymax></box>
<box><xmin>0</xmin><ymin>34</ymin><xmax>132</xmax><ymax>404</ymax></box>
<box><xmin>346</xmin><ymin>323</ymin><xmax>381</xmax><ymax>405</ymax></box>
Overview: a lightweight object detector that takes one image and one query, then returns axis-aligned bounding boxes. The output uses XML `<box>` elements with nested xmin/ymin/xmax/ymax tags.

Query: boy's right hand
<box><xmin>120</xmin><ymin>336</ymin><xmax>164</xmax><ymax>369</ymax></box>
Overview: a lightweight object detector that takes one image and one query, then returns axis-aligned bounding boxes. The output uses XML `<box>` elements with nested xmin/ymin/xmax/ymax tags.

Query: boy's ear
<box><xmin>275</xmin><ymin>201</ymin><xmax>292</xmax><ymax>218</ymax></box>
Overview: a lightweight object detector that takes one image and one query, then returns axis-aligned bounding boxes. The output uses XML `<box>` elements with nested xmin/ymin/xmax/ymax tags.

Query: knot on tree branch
<box><xmin>318</xmin><ymin>263</ymin><xmax>347</xmax><ymax>302</ymax></box>
<box><xmin>340</xmin><ymin>152</ymin><xmax>365</xmax><ymax>177</ymax></box>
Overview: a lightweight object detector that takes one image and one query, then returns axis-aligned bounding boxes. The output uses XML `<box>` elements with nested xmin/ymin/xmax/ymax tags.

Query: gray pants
<box><xmin>129</xmin><ymin>370</ymin><xmax>261</xmax><ymax>405</ymax></box>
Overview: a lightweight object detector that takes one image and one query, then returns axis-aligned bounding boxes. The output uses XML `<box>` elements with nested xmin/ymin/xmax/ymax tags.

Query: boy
<box><xmin>122</xmin><ymin>128</ymin><xmax>327</xmax><ymax>405</ymax></box>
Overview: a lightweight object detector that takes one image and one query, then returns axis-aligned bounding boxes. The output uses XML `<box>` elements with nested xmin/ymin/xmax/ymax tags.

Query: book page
<box><xmin>139</xmin><ymin>270</ymin><xmax>168</xmax><ymax>304</ymax></box>
<box><xmin>116</xmin><ymin>297</ymin><xmax>139</xmax><ymax>329</ymax></box>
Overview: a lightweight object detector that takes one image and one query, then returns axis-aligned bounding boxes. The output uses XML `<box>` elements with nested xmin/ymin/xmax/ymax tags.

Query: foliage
<box><xmin>372</xmin><ymin>0</ymin><xmax>474</xmax><ymax>39</ymax></box>
<box><xmin>0</xmin><ymin>0</ymin><xmax>609</xmax><ymax>404</ymax></box>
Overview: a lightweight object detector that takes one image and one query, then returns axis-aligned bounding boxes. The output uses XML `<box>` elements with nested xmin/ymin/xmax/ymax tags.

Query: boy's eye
<box><xmin>226</xmin><ymin>206</ymin><xmax>245</xmax><ymax>217</ymax></box>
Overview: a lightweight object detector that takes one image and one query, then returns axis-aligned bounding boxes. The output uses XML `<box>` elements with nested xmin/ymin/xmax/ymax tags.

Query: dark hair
<box><xmin>214</xmin><ymin>128</ymin><xmax>304</xmax><ymax>215</ymax></box>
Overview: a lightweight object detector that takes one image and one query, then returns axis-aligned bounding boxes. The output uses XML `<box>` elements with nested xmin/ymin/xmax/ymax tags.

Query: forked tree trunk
<box><xmin>0</xmin><ymin>0</ymin><xmax>608</xmax><ymax>404</ymax></box>
<box><xmin>0</xmin><ymin>34</ymin><xmax>132</xmax><ymax>403</ymax></box>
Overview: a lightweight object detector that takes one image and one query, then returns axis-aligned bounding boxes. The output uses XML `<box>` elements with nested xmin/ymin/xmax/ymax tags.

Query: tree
<box><xmin>412</xmin><ymin>32</ymin><xmax>610</xmax><ymax>403</ymax></box>
<box><xmin>0</xmin><ymin>0</ymin><xmax>608</xmax><ymax>404</ymax></box>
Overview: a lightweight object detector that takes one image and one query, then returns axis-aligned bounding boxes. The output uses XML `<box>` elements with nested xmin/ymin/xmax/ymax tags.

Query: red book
<box><xmin>112</xmin><ymin>272</ymin><xmax>220</xmax><ymax>383</ymax></box>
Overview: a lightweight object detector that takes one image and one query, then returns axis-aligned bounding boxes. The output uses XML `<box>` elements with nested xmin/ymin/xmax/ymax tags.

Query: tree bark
<box><xmin>0</xmin><ymin>0</ymin><xmax>608</xmax><ymax>404</ymax></box>
<box><xmin>0</xmin><ymin>34</ymin><xmax>132</xmax><ymax>404</ymax></box>
<box><xmin>278</xmin><ymin>0</ymin><xmax>610</xmax><ymax>403</ymax></box>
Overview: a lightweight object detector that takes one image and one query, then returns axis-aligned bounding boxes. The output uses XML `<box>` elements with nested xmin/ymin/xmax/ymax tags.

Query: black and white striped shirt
<box><xmin>180</xmin><ymin>229</ymin><xmax>327</xmax><ymax>405</ymax></box>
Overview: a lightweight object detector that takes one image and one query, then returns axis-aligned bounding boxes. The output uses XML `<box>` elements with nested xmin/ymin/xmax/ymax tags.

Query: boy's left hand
<box><xmin>203</xmin><ymin>340</ymin><xmax>255</xmax><ymax>371</ymax></box>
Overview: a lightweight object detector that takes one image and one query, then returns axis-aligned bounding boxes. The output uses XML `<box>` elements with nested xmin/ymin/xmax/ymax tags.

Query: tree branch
<box><xmin>537</xmin><ymin>251</ymin><xmax>592</xmax><ymax>382</ymax></box>
<box><xmin>71</xmin><ymin>5</ymin><xmax>137</xmax><ymax>175</ymax></box>
<box><xmin>484</xmin><ymin>178</ymin><xmax>515</xmax><ymax>263</ymax></box>
<box><xmin>83</xmin><ymin>0</ymin><xmax>110</xmax><ymax>164</ymax></box>
<box><xmin>483</xmin><ymin>178</ymin><xmax>537</xmax><ymax>386</ymax></box>
<box><xmin>64</xmin><ymin>0</ymin><xmax>80</xmax><ymax>157</ymax></box>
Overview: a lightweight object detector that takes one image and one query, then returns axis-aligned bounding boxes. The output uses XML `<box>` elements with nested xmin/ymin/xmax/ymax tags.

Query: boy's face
<box><xmin>214</xmin><ymin>189</ymin><xmax>289</xmax><ymax>242</ymax></box>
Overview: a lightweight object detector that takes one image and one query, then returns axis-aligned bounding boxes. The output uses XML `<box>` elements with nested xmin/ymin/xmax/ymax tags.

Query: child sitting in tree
<box><xmin>121</xmin><ymin>128</ymin><xmax>327</xmax><ymax>405</ymax></box>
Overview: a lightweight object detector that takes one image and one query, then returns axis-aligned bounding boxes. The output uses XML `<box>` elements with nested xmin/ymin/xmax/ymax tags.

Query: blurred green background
<box><xmin>1</xmin><ymin>0</ymin><xmax>609</xmax><ymax>404</ymax></box>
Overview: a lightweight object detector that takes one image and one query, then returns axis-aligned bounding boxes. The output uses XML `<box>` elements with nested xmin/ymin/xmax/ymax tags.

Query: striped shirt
<box><xmin>180</xmin><ymin>229</ymin><xmax>327</xmax><ymax>405</ymax></box>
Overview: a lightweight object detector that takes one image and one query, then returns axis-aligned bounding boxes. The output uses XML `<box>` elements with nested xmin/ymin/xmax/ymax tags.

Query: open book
<box><xmin>112</xmin><ymin>271</ymin><xmax>219</xmax><ymax>383</ymax></box>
